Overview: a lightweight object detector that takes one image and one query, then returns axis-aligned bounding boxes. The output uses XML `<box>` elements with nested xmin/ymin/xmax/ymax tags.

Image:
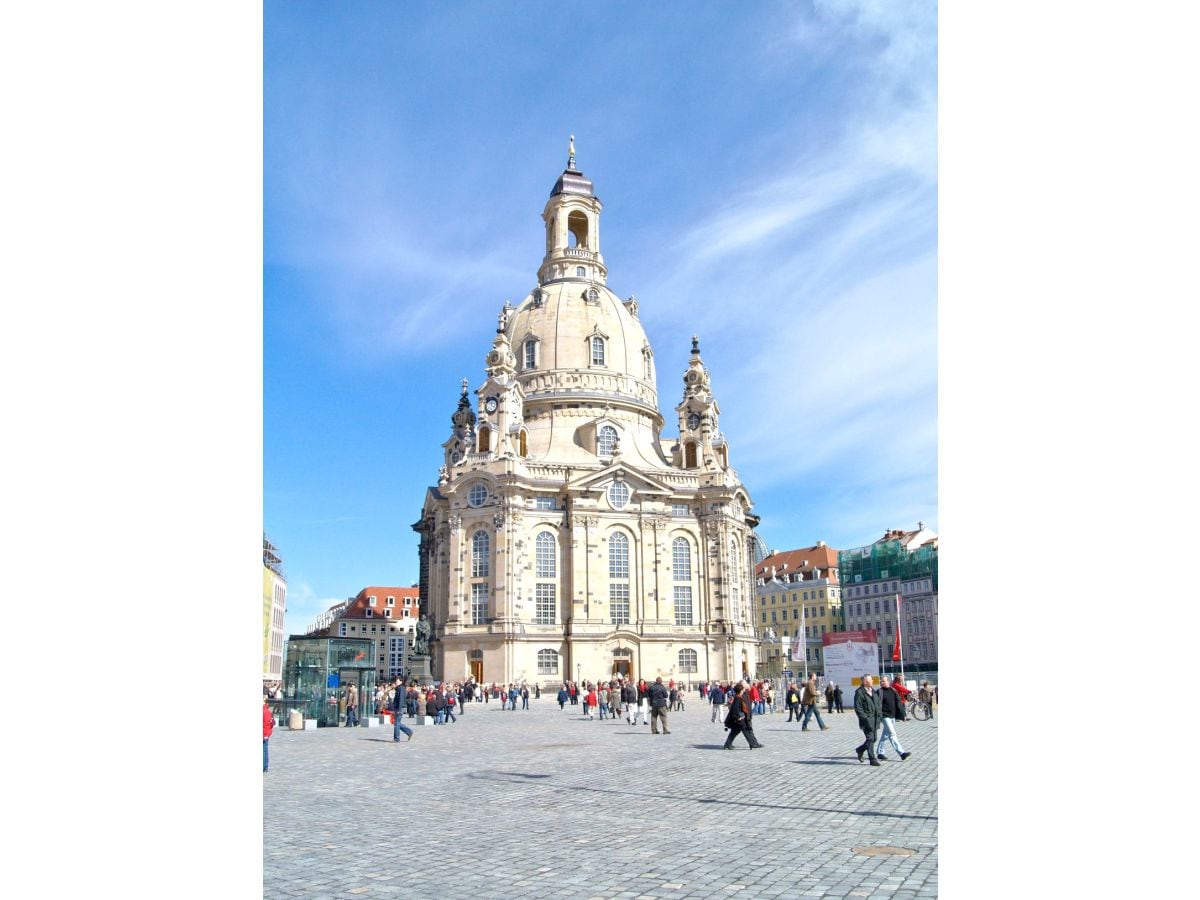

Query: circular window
<box><xmin>608</xmin><ymin>482</ymin><xmax>630</xmax><ymax>509</ymax></box>
<box><xmin>468</xmin><ymin>483</ymin><xmax>490</xmax><ymax>507</ymax></box>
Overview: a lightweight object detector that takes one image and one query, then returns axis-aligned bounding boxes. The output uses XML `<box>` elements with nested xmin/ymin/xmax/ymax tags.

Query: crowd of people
<box><xmin>265</xmin><ymin>670</ymin><xmax>936</xmax><ymax>763</ymax></box>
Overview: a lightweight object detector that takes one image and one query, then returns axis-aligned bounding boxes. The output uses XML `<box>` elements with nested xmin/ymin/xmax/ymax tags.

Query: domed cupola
<box><xmin>538</xmin><ymin>135</ymin><xmax>608</xmax><ymax>287</ymax></box>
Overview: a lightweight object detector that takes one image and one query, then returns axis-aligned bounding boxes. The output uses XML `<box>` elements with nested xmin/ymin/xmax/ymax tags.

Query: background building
<box><xmin>303</xmin><ymin>585</ymin><xmax>419</xmax><ymax>682</ymax></box>
<box><xmin>263</xmin><ymin>534</ymin><xmax>287</xmax><ymax>684</ymax></box>
<box><xmin>838</xmin><ymin>524</ymin><xmax>938</xmax><ymax>674</ymax></box>
<box><xmin>413</xmin><ymin>142</ymin><xmax>762</xmax><ymax>688</ymax></box>
<box><xmin>753</xmin><ymin>543</ymin><xmax>843</xmax><ymax>676</ymax></box>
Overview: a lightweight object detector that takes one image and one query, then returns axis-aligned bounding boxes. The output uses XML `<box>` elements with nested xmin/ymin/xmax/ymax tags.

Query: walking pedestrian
<box><xmin>263</xmin><ymin>697</ymin><xmax>275</xmax><ymax>773</ymax></box>
<box><xmin>649</xmin><ymin>676</ymin><xmax>671</xmax><ymax>734</ymax></box>
<box><xmin>825</xmin><ymin>682</ymin><xmax>835</xmax><ymax>714</ymax></box>
<box><xmin>625</xmin><ymin>680</ymin><xmax>644</xmax><ymax>725</ymax></box>
<box><xmin>710</xmin><ymin>682</ymin><xmax>727</xmax><ymax>723</ymax></box>
<box><xmin>584</xmin><ymin>684</ymin><xmax>597</xmax><ymax>719</ymax></box>
<box><xmin>874</xmin><ymin>675</ymin><xmax>911</xmax><ymax>761</ymax></box>
<box><xmin>521</xmin><ymin>685</ymin><xmax>530</xmax><ymax>709</ymax></box>
<box><xmin>785</xmin><ymin>682</ymin><xmax>802</xmax><ymax>721</ymax></box>
<box><xmin>722</xmin><ymin>682</ymin><xmax>763</xmax><ymax>749</ymax></box>
<box><xmin>801</xmin><ymin>674</ymin><xmax>830</xmax><ymax>731</ymax></box>
<box><xmin>390</xmin><ymin>679</ymin><xmax>413</xmax><ymax>742</ymax></box>
<box><xmin>345</xmin><ymin>683</ymin><xmax>359</xmax><ymax>728</ymax></box>
<box><xmin>918</xmin><ymin>680</ymin><xmax>935</xmax><ymax>719</ymax></box>
<box><xmin>557</xmin><ymin>684</ymin><xmax>569</xmax><ymax>710</ymax></box>
<box><xmin>853</xmin><ymin>674</ymin><xmax>882</xmax><ymax>766</ymax></box>
<box><xmin>834</xmin><ymin>683</ymin><xmax>844</xmax><ymax>713</ymax></box>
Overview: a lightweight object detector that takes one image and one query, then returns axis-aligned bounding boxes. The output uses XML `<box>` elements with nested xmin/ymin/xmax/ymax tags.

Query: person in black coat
<box><xmin>648</xmin><ymin>676</ymin><xmax>671</xmax><ymax>734</ymax></box>
<box><xmin>785</xmin><ymin>683</ymin><xmax>802</xmax><ymax>722</ymax></box>
<box><xmin>875</xmin><ymin>675</ymin><xmax>910</xmax><ymax>760</ymax></box>
<box><xmin>390</xmin><ymin>680</ymin><xmax>413</xmax><ymax>742</ymax></box>
<box><xmin>833</xmin><ymin>683</ymin><xmax>844</xmax><ymax>713</ymax></box>
<box><xmin>853</xmin><ymin>675</ymin><xmax>883</xmax><ymax>765</ymax></box>
<box><xmin>722</xmin><ymin>682</ymin><xmax>764</xmax><ymax>749</ymax></box>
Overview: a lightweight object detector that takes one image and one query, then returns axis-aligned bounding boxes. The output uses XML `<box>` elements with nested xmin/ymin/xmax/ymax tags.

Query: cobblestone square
<box><xmin>264</xmin><ymin>698</ymin><xmax>937</xmax><ymax>898</ymax></box>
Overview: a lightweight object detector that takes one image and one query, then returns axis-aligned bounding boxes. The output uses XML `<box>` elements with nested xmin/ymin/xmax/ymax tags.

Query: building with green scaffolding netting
<box><xmin>838</xmin><ymin>525</ymin><xmax>938</xmax><ymax>675</ymax></box>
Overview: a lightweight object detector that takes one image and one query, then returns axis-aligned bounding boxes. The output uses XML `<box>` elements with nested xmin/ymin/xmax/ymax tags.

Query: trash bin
<box><xmin>288</xmin><ymin>708</ymin><xmax>303</xmax><ymax>730</ymax></box>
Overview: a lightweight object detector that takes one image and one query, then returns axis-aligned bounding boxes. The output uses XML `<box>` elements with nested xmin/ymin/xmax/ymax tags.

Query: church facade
<box><xmin>413</xmin><ymin>140</ymin><xmax>761</xmax><ymax>688</ymax></box>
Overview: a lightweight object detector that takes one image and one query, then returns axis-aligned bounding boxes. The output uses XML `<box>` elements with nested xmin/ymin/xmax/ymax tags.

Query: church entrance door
<box><xmin>612</xmin><ymin>659</ymin><xmax>631</xmax><ymax>679</ymax></box>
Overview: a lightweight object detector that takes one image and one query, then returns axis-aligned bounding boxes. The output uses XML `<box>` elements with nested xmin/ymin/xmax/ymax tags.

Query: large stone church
<box><xmin>413</xmin><ymin>139</ymin><xmax>761</xmax><ymax>688</ymax></box>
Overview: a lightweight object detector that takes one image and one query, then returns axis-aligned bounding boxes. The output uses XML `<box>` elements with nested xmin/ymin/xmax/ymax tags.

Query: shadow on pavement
<box><xmin>463</xmin><ymin>772</ymin><xmax>937</xmax><ymax>822</ymax></box>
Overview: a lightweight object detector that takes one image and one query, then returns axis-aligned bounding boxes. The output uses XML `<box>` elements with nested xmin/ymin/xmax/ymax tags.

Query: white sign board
<box><xmin>822</xmin><ymin>639</ymin><xmax>879</xmax><ymax>696</ymax></box>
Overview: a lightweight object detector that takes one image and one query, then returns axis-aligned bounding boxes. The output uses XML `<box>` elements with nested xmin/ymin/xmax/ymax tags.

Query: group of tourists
<box><xmin>265</xmin><ymin>669</ymin><xmax>934</xmax><ymax>768</ymax></box>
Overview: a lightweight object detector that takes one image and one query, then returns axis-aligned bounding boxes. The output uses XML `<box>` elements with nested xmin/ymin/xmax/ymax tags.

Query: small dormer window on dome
<box><xmin>590</xmin><ymin>335</ymin><xmax>606</xmax><ymax>367</ymax></box>
<box><xmin>597</xmin><ymin>425</ymin><xmax>618</xmax><ymax>458</ymax></box>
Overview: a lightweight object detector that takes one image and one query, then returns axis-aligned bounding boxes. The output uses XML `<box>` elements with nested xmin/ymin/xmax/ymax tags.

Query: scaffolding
<box><xmin>838</xmin><ymin>539</ymin><xmax>937</xmax><ymax>590</ymax></box>
<box><xmin>264</xmin><ymin>533</ymin><xmax>284</xmax><ymax>577</ymax></box>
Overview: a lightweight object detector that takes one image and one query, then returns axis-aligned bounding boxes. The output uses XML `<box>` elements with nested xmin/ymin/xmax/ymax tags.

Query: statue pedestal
<box><xmin>409</xmin><ymin>654</ymin><xmax>433</xmax><ymax>685</ymax></box>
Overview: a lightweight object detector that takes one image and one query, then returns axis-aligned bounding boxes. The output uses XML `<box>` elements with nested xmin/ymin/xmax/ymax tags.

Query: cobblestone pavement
<box><xmin>264</xmin><ymin>698</ymin><xmax>937</xmax><ymax>899</ymax></box>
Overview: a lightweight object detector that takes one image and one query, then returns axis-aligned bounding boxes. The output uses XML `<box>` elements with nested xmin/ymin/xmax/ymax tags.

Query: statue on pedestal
<box><xmin>414</xmin><ymin>613</ymin><xmax>432</xmax><ymax>657</ymax></box>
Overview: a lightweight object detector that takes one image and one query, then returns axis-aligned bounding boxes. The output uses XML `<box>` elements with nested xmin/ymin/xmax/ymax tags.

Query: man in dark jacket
<box><xmin>710</xmin><ymin>682</ymin><xmax>727</xmax><ymax>723</ymax></box>
<box><xmin>390</xmin><ymin>679</ymin><xmax>414</xmax><ymax>743</ymax></box>
<box><xmin>648</xmin><ymin>676</ymin><xmax>671</xmax><ymax>734</ymax></box>
<box><xmin>875</xmin><ymin>675</ymin><xmax>911</xmax><ymax>760</ymax></box>
<box><xmin>722</xmin><ymin>682</ymin><xmax>763</xmax><ymax>749</ymax></box>
<box><xmin>853</xmin><ymin>674</ymin><xmax>883</xmax><ymax>766</ymax></box>
<box><xmin>785</xmin><ymin>683</ymin><xmax>802</xmax><ymax>722</ymax></box>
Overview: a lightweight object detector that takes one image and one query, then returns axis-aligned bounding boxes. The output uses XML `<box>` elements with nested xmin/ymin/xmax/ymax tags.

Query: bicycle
<box><xmin>906</xmin><ymin>699</ymin><xmax>933</xmax><ymax>721</ymax></box>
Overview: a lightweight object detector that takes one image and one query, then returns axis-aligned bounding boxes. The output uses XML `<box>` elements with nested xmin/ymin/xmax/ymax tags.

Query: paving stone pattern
<box><xmin>264</xmin><ymin>698</ymin><xmax>937</xmax><ymax>899</ymax></box>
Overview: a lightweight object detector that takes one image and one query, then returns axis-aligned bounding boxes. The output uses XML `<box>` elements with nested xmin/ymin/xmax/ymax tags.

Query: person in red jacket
<box><xmin>263</xmin><ymin>697</ymin><xmax>275</xmax><ymax>774</ymax></box>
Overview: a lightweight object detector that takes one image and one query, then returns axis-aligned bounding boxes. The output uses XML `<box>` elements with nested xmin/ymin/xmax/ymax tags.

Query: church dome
<box><xmin>506</xmin><ymin>281</ymin><xmax>656</xmax><ymax>412</ymax></box>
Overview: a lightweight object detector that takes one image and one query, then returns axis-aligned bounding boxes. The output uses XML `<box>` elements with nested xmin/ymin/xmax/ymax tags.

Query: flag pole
<box><xmin>801</xmin><ymin>599</ymin><xmax>808</xmax><ymax>681</ymax></box>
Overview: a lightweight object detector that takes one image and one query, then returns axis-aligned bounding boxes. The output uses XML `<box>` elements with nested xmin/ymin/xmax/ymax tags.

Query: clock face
<box><xmin>687</xmin><ymin>413</ymin><xmax>700</xmax><ymax>430</ymax></box>
<box><xmin>485</xmin><ymin>397</ymin><xmax>498</xmax><ymax>413</ymax></box>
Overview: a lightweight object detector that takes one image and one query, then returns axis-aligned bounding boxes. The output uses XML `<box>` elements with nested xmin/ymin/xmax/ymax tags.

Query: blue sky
<box><xmin>265</xmin><ymin>0</ymin><xmax>937</xmax><ymax>636</ymax></box>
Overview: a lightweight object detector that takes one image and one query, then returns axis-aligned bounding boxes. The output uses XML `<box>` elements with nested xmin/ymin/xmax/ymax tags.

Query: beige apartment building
<box><xmin>753</xmin><ymin>543</ymin><xmax>843</xmax><ymax>677</ymax></box>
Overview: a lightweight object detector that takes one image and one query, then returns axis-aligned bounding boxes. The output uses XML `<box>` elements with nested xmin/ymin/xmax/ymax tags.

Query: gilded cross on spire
<box><xmin>568</xmin><ymin>134</ymin><xmax>576</xmax><ymax>170</ymax></box>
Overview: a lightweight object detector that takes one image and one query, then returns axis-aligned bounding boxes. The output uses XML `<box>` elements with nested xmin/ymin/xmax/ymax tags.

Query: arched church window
<box><xmin>537</xmin><ymin>649</ymin><xmax>559</xmax><ymax>674</ymax></box>
<box><xmin>685</xmin><ymin>442</ymin><xmax>697</xmax><ymax>468</ymax></box>
<box><xmin>524</xmin><ymin>339</ymin><xmax>537</xmax><ymax>370</ymax></box>
<box><xmin>535</xmin><ymin>531</ymin><xmax>557</xmax><ymax>624</ymax></box>
<box><xmin>576</xmin><ymin>266</ymin><xmax>587</xmax><ymax>278</ymax></box>
<box><xmin>519</xmin><ymin>429</ymin><xmax>528</xmax><ymax>457</ymax></box>
<box><xmin>678</xmin><ymin>648</ymin><xmax>698</xmax><ymax>673</ymax></box>
<box><xmin>673</xmin><ymin>537</ymin><xmax>692</xmax><ymax>581</ymax></box>
<box><xmin>591</xmin><ymin>335</ymin><xmax>605</xmax><ymax>366</ymax></box>
<box><xmin>673</xmin><ymin>536</ymin><xmax>694</xmax><ymax>626</ymax></box>
<box><xmin>609</xmin><ymin>531</ymin><xmax>630</xmax><ymax>625</ymax></box>
<box><xmin>597</xmin><ymin>425</ymin><xmax>617</xmax><ymax>457</ymax></box>
<box><xmin>478</xmin><ymin>425</ymin><xmax>491</xmax><ymax>454</ymax></box>
<box><xmin>471</xmin><ymin>530</ymin><xmax>489</xmax><ymax>578</ymax></box>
